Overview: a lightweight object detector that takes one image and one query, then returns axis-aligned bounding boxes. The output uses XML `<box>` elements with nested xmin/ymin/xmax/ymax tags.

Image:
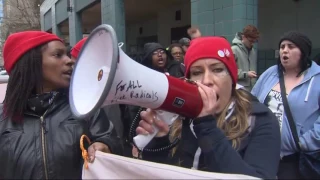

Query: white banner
<box><xmin>82</xmin><ymin>151</ymin><xmax>260</xmax><ymax>179</ymax></box>
<box><xmin>0</xmin><ymin>83</ymin><xmax>7</xmax><ymax>102</ymax></box>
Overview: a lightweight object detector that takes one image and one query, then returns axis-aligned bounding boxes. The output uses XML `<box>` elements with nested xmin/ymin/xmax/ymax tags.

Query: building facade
<box><xmin>0</xmin><ymin>0</ymin><xmax>3</xmax><ymax>64</ymax></box>
<box><xmin>0</xmin><ymin>1</ymin><xmax>3</xmax><ymax>21</ymax></box>
<box><xmin>0</xmin><ymin>0</ymin><xmax>41</xmax><ymax>65</ymax></box>
<box><xmin>40</xmin><ymin>0</ymin><xmax>320</xmax><ymax>74</ymax></box>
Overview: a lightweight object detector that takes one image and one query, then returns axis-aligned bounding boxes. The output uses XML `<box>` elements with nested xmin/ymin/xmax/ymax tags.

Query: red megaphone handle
<box><xmin>159</xmin><ymin>75</ymin><xmax>203</xmax><ymax>118</ymax></box>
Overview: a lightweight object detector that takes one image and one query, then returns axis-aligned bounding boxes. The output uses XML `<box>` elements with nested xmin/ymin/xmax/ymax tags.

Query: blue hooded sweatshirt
<box><xmin>251</xmin><ymin>62</ymin><xmax>320</xmax><ymax>157</ymax></box>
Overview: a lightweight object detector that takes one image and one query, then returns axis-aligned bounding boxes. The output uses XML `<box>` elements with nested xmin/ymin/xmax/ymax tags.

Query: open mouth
<box><xmin>158</xmin><ymin>58</ymin><xmax>164</xmax><ymax>64</ymax></box>
<box><xmin>63</xmin><ymin>70</ymin><xmax>73</xmax><ymax>77</ymax></box>
<box><xmin>283</xmin><ymin>56</ymin><xmax>289</xmax><ymax>60</ymax></box>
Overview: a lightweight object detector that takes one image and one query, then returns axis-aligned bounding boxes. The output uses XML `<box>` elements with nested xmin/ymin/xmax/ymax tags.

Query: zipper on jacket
<box><xmin>40</xmin><ymin>110</ymin><xmax>49</xmax><ymax>180</ymax></box>
<box><xmin>24</xmin><ymin>93</ymin><xmax>61</xmax><ymax>179</ymax></box>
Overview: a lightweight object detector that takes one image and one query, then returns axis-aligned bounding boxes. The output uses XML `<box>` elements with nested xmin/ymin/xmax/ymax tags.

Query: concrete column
<box><xmin>40</xmin><ymin>12</ymin><xmax>45</xmax><ymax>31</ymax></box>
<box><xmin>101</xmin><ymin>0</ymin><xmax>126</xmax><ymax>51</ymax></box>
<box><xmin>51</xmin><ymin>5</ymin><xmax>61</xmax><ymax>37</ymax></box>
<box><xmin>68</xmin><ymin>0</ymin><xmax>83</xmax><ymax>46</ymax></box>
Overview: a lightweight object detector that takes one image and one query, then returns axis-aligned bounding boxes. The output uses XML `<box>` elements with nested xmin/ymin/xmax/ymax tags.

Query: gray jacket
<box><xmin>231</xmin><ymin>33</ymin><xmax>257</xmax><ymax>90</ymax></box>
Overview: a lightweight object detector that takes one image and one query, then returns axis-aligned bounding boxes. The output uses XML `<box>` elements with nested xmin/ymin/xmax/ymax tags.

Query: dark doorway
<box><xmin>171</xmin><ymin>25</ymin><xmax>191</xmax><ymax>44</ymax></box>
<box><xmin>128</xmin><ymin>35</ymin><xmax>158</xmax><ymax>63</ymax></box>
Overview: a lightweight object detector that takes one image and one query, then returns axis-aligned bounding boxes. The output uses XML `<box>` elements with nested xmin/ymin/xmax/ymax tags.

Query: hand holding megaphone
<box><xmin>133</xmin><ymin>109</ymin><xmax>179</xmax><ymax>150</ymax></box>
<box><xmin>134</xmin><ymin>109</ymin><xmax>177</xmax><ymax>149</ymax></box>
<box><xmin>133</xmin><ymin>75</ymin><xmax>179</xmax><ymax>149</ymax></box>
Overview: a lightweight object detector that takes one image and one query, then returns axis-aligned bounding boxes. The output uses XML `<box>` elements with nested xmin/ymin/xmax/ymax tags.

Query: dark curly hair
<box><xmin>3</xmin><ymin>45</ymin><xmax>45</xmax><ymax>121</ymax></box>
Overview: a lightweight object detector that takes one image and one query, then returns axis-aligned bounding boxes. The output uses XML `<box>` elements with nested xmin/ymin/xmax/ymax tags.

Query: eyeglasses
<box><xmin>152</xmin><ymin>50</ymin><xmax>165</xmax><ymax>55</ymax></box>
<box><xmin>172</xmin><ymin>52</ymin><xmax>184</xmax><ymax>56</ymax></box>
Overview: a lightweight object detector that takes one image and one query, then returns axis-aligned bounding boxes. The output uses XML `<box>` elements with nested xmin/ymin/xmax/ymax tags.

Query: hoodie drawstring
<box><xmin>304</xmin><ymin>76</ymin><xmax>314</xmax><ymax>102</ymax></box>
<box><xmin>190</xmin><ymin>121</ymin><xmax>201</xmax><ymax>170</ymax></box>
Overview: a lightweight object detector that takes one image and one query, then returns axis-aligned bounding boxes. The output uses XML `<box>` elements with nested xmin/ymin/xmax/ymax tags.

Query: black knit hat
<box><xmin>279</xmin><ymin>31</ymin><xmax>312</xmax><ymax>57</ymax></box>
<box><xmin>142</xmin><ymin>42</ymin><xmax>166</xmax><ymax>68</ymax></box>
<box><xmin>143</xmin><ymin>43</ymin><xmax>165</xmax><ymax>59</ymax></box>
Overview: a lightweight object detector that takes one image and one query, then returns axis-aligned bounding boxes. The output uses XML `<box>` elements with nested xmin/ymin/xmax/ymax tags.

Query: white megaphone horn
<box><xmin>69</xmin><ymin>24</ymin><xmax>203</xmax><ymax>150</ymax></box>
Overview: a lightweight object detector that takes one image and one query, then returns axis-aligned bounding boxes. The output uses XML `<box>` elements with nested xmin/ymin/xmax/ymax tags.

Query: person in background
<box><xmin>168</xmin><ymin>43</ymin><xmax>184</xmax><ymax>62</ymax></box>
<box><xmin>135</xmin><ymin>37</ymin><xmax>281</xmax><ymax>179</ymax></box>
<box><xmin>231</xmin><ymin>25</ymin><xmax>260</xmax><ymax>91</ymax></box>
<box><xmin>0</xmin><ymin>31</ymin><xmax>121</xmax><ymax>179</ymax></box>
<box><xmin>179</xmin><ymin>37</ymin><xmax>190</xmax><ymax>53</ymax></box>
<box><xmin>251</xmin><ymin>31</ymin><xmax>320</xmax><ymax>179</ymax></box>
<box><xmin>166</xmin><ymin>43</ymin><xmax>185</xmax><ymax>78</ymax></box>
<box><xmin>70</xmin><ymin>37</ymin><xmax>87</xmax><ymax>61</ymax></box>
<box><xmin>139</xmin><ymin>42</ymin><xmax>182</xmax><ymax>77</ymax></box>
<box><xmin>141</xmin><ymin>43</ymin><xmax>168</xmax><ymax>72</ymax></box>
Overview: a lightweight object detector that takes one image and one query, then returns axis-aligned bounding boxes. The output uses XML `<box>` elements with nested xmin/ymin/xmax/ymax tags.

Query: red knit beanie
<box><xmin>184</xmin><ymin>36</ymin><xmax>238</xmax><ymax>84</ymax></box>
<box><xmin>3</xmin><ymin>31</ymin><xmax>62</xmax><ymax>74</ymax></box>
<box><xmin>71</xmin><ymin>37</ymin><xmax>87</xmax><ymax>59</ymax></box>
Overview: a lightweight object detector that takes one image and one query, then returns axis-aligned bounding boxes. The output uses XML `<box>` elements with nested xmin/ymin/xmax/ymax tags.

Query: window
<box><xmin>175</xmin><ymin>10</ymin><xmax>181</xmax><ymax>21</ymax></box>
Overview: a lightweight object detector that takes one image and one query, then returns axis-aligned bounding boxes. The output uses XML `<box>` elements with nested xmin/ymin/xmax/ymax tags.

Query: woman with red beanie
<box><xmin>70</xmin><ymin>37</ymin><xmax>87</xmax><ymax>60</ymax></box>
<box><xmin>135</xmin><ymin>37</ymin><xmax>281</xmax><ymax>179</ymax></box>
<box><xmin>0</xmin><ymin>31</ymin><xmax>121</xmax><ymax>179</ymax></box>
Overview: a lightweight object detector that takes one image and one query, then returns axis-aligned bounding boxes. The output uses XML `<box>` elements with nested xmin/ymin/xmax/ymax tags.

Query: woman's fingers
<box><xmin>197</xmin><ymin>84</ymin><xmax>208</xmax><ymax>107</ymax></box>
<box><xmin>136</xmin><ymin>108</ymin><xmax>170</xmax><ymax>137</ymax></box>
<box><xmin>153</xmin><ymin>117</ymin><xmax>170</xmax><ymax>134</ymax></box>
<box><xmin>140</xmin><ymin>108</ymin><xmax>155</xmax><ymax>124</ymax></box>
<box><xmin>196</xmin><ymin>82</ymin><xmax>217</xmax><ymax>117</ymax></box>
<box><xmin>139</xmin><ymin>119</ymin><xmax>154</xmax><ymax>133</ymax></box>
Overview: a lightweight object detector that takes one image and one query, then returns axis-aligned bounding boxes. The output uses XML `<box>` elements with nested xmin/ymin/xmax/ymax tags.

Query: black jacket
<box><xmin>166</xmin><ymin>60</ymin><xmax>184</xmax><ymax>78</ymax></box>
<box><xmin>0</xmin><ymin>93</ymin><xmax>122</xmax><ymax>179</ymax></box>
<box><xmin>141</xmin><ymin>98</ymin><xmax>281</xmax><ymax>179</ymax></box>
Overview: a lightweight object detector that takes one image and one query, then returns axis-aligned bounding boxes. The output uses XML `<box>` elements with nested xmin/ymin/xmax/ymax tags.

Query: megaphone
<box><xmin>70</xmin><ymin>24</ymin><xmax>203</xmax><ymax>149</ymax></box>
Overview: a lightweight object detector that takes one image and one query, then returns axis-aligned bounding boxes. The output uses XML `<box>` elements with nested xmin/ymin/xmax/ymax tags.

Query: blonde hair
<box><xmin>169</xmin><ymin>89</ymin><xmax>251</xmax><ymax>156</ymax></box>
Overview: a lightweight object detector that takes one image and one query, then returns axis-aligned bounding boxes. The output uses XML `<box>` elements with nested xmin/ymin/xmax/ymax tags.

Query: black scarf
<box><xmin>27</xmin><ymin>91</ymin><xmax>59</xmax><ymax>116</ymax></box>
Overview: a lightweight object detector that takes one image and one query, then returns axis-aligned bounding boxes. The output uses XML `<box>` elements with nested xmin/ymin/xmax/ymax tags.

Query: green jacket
<box><xmin>231</xmin><ymin>33</ymin><xmax>257</xmax><ymax>90</ymax></box>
